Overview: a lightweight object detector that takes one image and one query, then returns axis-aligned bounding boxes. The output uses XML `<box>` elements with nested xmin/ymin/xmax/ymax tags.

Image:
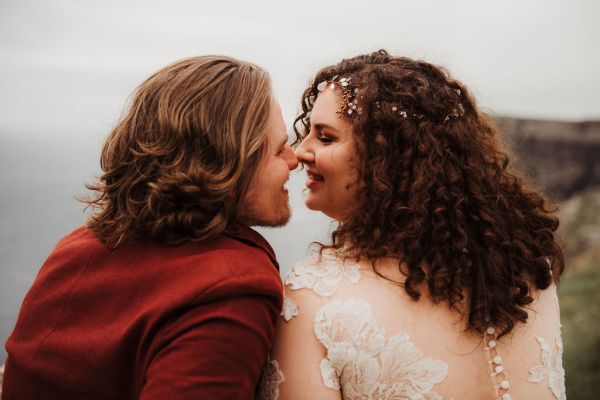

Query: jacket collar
<box><xmin>223</xmin><ymin>223</ymin><xmax>279</xmax><ymax>271</ymax></box>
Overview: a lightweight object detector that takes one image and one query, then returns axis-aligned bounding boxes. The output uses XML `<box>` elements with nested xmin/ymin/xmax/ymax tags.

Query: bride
<box><xmin>258</xmin><ymin>50</ymin><xmax>565</xmax><ymax>399</ymax></box>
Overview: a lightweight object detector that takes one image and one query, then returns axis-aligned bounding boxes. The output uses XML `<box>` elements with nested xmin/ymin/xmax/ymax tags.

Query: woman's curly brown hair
<box><xmin>294</xmin><ymin>50</ymin><xmax>564</xmax><ymax>337</ymax></box>
<box><xmin>83</xmin><ymin>55</ymin><xmax>272</xmax><ymax>248</ymax></box>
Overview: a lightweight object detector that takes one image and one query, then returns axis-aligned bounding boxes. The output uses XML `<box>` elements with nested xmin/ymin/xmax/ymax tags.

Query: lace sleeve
<box><xmin>259</xmin><ymin>282</ymin><xmax>343</xmax><ymax>400</ymax></box>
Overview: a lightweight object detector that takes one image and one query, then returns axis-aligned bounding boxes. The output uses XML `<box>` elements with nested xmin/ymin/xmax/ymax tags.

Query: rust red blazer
<box><xmin>2</xmin><ymin>224</ymin><xmax>283</xmax><ymax>399</ymax></box>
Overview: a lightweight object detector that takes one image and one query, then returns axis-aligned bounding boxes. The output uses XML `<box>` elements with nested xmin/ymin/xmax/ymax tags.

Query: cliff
<box><xmin>495</xmin><ymin>117</ymin><xmax>600</xmax><ymax>201</ymax></box>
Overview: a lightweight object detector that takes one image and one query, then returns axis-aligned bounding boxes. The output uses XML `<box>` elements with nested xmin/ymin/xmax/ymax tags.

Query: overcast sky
<box><xmin>1</xmin><ymin>0</ymin><xmax>599</xmax><ymax>269</ymax></box>
<box><xmin>1</xmin><ymin>0</ymin><xmax>599</xmax><ymax>140</ymax></box>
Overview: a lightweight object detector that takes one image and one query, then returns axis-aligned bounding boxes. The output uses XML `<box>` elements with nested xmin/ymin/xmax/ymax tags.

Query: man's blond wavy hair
<box><xmin>83</xmin><ymin>55</ymin><xmax>272</xmax><ymax>247</ymax></box>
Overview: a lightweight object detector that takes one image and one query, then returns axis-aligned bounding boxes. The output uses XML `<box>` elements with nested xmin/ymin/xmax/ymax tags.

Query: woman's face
<box><xmin>295</xmin><ymin>87</ymin><xmax>359</xmax><ymax>220</ymax></box>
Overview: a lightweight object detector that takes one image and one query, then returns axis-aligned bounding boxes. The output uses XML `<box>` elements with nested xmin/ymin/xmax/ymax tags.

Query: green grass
<box><xmin>555</xmin><ymin>187</ymin><xmax>600</xmax><ymax>399</ymax></box>
<box><xmin>558</xmin><ymin>249</ymin><xmax>600</xmax><ymax>400</ymax></box>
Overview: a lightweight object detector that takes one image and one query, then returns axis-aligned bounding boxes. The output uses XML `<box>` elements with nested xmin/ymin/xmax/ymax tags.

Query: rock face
<box><xmin>495</xmin><ymin>117</ymin><xmax>600</xmax><ymax>201</ymax></box>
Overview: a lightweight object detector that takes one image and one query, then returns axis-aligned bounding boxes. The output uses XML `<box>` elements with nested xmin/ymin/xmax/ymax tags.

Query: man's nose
<box><xmin>285</xmin><ymin>146</ymin><xmax>299</xmax><ymax>170</ymax></box>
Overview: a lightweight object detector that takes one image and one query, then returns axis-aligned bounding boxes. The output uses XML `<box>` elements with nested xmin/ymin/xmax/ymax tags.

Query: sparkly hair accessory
<box><xmin>442</xmin><ymin>88</ymin><xmax>466</xmax><ymax>123</ymax></box>
<box><xmin>317</xmin><ymin>75</ymin><xmax>362</xmax><ymax>118</ymax></box>
<box><xmin>442</xmin><ymin>103</ymin><xmax>466</xmax><ymax>123</ymax></box>
<box><xmin>380</xmin><ymin>87</ymin><xmax>465</xmax><ymax>124</ymax></box>
<box><xmin>375</xmin><ymin>102</ymin><xmax>424</xmax><ymax>120</ymax></box>
<box><xmin>386</xmin><ymin>103</ymin><xmax>465</xmax><ymax>124</ymax></box>
<box><xmin>317</xmin><ymin>77</ymin><xmax>465</xmax><ymax>124</ymax></box>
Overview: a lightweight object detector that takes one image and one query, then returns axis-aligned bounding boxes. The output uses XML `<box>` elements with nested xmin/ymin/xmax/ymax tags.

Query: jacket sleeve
<box><xmin>139</xmin><ymin>287</ymin><xmax>281</xmax><ymax>400</ymax></box>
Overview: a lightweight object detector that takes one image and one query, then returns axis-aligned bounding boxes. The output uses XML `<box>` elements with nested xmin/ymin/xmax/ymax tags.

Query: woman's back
<box><xmin>261</xmin><ymin>49</ymin><xmax>568</xmax><ymax>400</ymax></box>
<box><xmin>261</xmin><ymin>253</ymin><xmax>565</xmax><ymax>400</ymax></box>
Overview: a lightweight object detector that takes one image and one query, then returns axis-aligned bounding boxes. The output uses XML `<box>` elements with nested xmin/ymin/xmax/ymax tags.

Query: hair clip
<box><xmin>443</xmin><ymin>103</ymin><xmax>465</xmax><ymax>124</ymax></box>
<box><xmin>388</xmin><ymin>102</ymin><xmax>464</xmax><ymax>124</ymax></box>
<box><xmin>389</xmin><ymin>105</ymin><xmax>423</xmax><ymax>120</ymax></box>
<box><xmin>317</xmin><ymin>75</ymin><xmax>362</xmax><ymax>118</ymax></box>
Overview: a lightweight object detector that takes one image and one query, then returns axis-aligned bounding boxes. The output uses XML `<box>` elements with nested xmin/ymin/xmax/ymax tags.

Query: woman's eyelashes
<box><xmin>305</xmin><ymin>126</ymin><xmax>335</xmax><ymax>143</ymax></box>
<box><xmin>316</xmin><ymin>131</ymin><xmax>334</xmax><ymax>143</ymax></box>
<box><xmin>318</xmin><ymin>136</ymin><xmax>333</xmax><ymax>143</ymax></box>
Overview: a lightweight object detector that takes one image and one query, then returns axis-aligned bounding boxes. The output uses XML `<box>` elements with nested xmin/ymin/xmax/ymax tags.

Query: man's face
<box><xmin>237</xmin><ymin>100</ymin><xmax>298</xmax><ymax>227</ymax></box>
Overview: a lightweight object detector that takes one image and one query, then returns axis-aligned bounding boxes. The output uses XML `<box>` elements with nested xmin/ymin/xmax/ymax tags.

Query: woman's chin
<box><xmin>303</xmin><ymin>197</ymin><xmax>320</xmax><ymax>212</ymax></box>
<box><xmin>304</xmin><ymin>196</ymin><xmax>346</xmax><ymax>219</ymax></box>
<box><xmin>304</xmin><ymin>203</ymin><xmax>339</xmax><ymax>221</ymax></box>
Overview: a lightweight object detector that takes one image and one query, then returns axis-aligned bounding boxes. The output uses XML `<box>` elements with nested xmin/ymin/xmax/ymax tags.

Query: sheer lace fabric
<box><xmin>315</xmin><ymin>298</ymin><xmax>447</xmax><ymax>399</ymax></box>
<box><xmin>259</xmin><ymin>252</ymin><xmax>566</xmax><ymax>400</ymax></box>
<box><xmin>528</xmin><ymin>335</ymin><xmax>566</xmax><ymax>399</ymax></box>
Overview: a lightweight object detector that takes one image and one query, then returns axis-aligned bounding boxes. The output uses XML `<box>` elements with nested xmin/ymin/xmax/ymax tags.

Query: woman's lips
<box><xmin>306</xmin><ymin>170</ymin><xmax>324</xmax><ymax>189</ymax></box>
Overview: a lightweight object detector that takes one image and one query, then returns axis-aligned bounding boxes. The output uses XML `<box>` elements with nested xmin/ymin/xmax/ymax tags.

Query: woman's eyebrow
<box><xmin>312</xmin><ymin>122</ymin><xmax>340</xmax><ymax>133</ymax></box>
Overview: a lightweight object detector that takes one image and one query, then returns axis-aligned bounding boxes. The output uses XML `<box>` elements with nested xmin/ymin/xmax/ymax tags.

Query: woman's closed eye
<box><xmin>317</xmin><ymin>133</ymin><xmax>334</xmax><ymax>143</ymax></box>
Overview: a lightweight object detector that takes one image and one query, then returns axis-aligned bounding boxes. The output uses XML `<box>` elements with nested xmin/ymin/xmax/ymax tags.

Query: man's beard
<box><xmin>238</xmin><ymin>201</ymin><xmax>292</xmax><ymax>228</ymax></box>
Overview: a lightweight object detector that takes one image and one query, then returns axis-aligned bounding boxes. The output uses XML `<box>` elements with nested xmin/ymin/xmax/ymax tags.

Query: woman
<box><xmin>258</xmin><ymin>50</ymin><xmax>565</xmax><ymax>399</ymax></box>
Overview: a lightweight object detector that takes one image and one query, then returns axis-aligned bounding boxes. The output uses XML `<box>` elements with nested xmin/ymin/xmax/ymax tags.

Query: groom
<box><xmin>2</xmin><ymin>56</ymin><xmax>297</xmax><ymax>399</ymax></box>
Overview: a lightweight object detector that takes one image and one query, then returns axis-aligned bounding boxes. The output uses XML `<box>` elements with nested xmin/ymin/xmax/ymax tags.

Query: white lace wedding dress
<box><xmin>257</xmin><ymin>251</ymin><xmax>565</xmax><ymax>400</ymax></box>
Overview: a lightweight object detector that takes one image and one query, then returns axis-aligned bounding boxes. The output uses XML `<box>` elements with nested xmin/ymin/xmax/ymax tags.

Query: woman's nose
<box><xmin>295</xmin><ymin>140</ymin><xmax>315</xmax><ymax>164</ymax></box>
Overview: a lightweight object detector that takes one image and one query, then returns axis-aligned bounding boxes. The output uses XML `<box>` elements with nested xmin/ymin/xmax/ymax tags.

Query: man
<box><xmin>2</xmin><ymin>55</ymin><xmax>298</xmax><ymax>399</ymax></box>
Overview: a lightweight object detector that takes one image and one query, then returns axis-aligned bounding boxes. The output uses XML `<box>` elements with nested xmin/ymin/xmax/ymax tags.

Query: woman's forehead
<box><xmin>311</xmin><ymin>88</ymin><xmax>352</xmax><ymax>129</ymax></box>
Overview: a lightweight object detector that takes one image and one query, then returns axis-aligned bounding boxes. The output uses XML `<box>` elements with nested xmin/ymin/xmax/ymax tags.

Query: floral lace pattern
<box><xmin>272</xmin><ymin>256</ymin><xmax>566</xmax><ymax>399</ymax></box>
<box><xmin>255</xmin><ymin>356</ymin><xmax>284</xmax><ymax>400</ymax></box>
<box><xmin>281</xmin><ymin>297</ymin><xmax>299</xmax><ymax>322</ymax></box>
<box><xmin>314</xmin><ymin>298</ymin><xmax>448</xmax><ymax>399</ymax></box>
<box><xmin>528</xmin><ymin>335</ymin><xmax>566</xmax><ymax>400</ymax></box>
<box><xmin>284</xmin><ymin>252</ymin><xmax>361</xmax><ymax>298</ymax></box>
